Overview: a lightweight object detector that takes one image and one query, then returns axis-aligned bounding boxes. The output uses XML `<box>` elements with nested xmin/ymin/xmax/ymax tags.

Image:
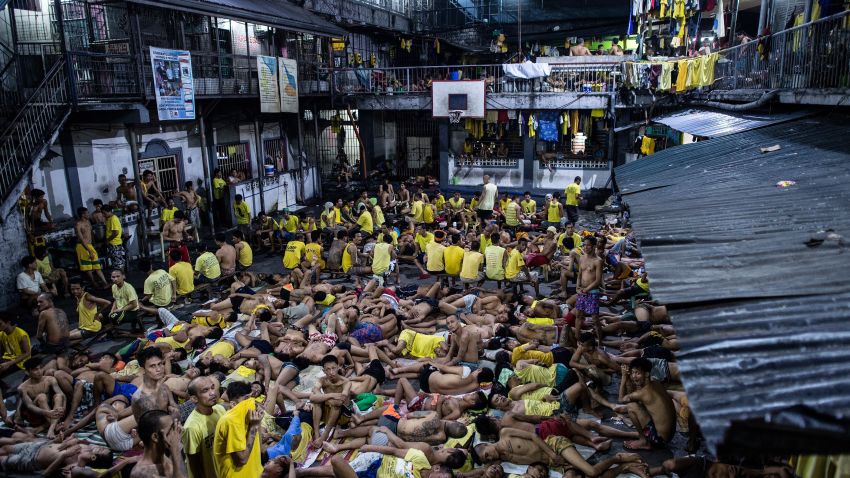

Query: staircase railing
<box><xmin>0</xmin><ymin>58</ymin><xmax>70</xmax><ymax>203</ymax></box>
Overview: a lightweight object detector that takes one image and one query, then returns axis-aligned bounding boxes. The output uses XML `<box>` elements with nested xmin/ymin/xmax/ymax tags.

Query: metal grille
<box><xmin>317</xmin><ymin>109</ymin><xmax>360</xmax><ymax>181</ymax></box>
<box><xmin>549</xmin><ymin>159</ymin><xmax>608</xmax><ymax>170</ymax></box>
<box><xmin>263</xmin><ymin>138</ymin><xmax>287</xmax><ymax>172</ymax></box>
<box><xmin>391</xmin><ymin>110</ymin><xmax>437</xmax><ymax>179</ymax></box>
<box><xmin>215</xmin><ymin>142</ymin><xmax>252</xmax><ymax>179</ymax></box>
<box><xmin>138</xmin><ymin>154</ymin><xmax>179</xmax><ymax>196</ymax></box>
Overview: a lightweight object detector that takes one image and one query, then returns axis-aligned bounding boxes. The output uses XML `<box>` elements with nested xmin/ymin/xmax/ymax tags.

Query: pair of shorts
<box><xmin>309</xmin><ymin>332</ymin><xmax>337</xmax><ymax>348</ymax></box>
<box><xmin>575</xmin><ymin>290</ymin><xmax>600</xmax><ymax>315</ymax></box>
<box><xmin>461</xmin><ymin>272</ymin><xmax>485</xmax><ymax>283</ymax></box>
<box><xmin>511</xmin><ymin>270</ymin><xmax>539</xmax><ymax>282</ymax></box>
<box><xmin>351</xmin><ymin>322</ymin><xmax>383</xmax><ymax>345</ymax></box>
<box><xmin>415</xmin><ymin>297</ymin><xmax>439</xmax><ymax>310</ymax></box>
<box><xmin>525</xmin><ymin>253</ymin><xmax>550</xmax><ymax>267</ymax></box>
<box><xmin>643</xmin><ymin>419</ymin><xmax>667</xmax><ymax>446</ymax></box>
<box><xmin>249</xmin><ymin>339</ymin><xmax>274</xmax><ymax>355</ymax></box>
<box><xmin>537</xmin><ymin>418</ymin><xmax>576</xmax><ymax>440</ymax></box>
<box><xmin>477</xmin><ymin>209</ymin><xmax>493</xmax><ymax>220</ymax></box>
<box><xmin>377</xmin><ymin>413</ymin><xmax>399</xmax><ymax>434</ymax></box>
<box><xmin>112</xmin><ymin>382</ymin><xmax>138</xmax><ymax>401</ymax></box>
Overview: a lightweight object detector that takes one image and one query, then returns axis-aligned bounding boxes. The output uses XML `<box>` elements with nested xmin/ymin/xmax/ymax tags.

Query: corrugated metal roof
<box><xmin>651</xmin><ymin>108</ymin><xmax>811</xmax><ymax>137</ymax></box>
<box><xmin>614</xmin><ymin>116</ymin><xmax>850</xmax><ymax>456</ymax></box>
<box><xmin>127</xmin><ymin>0</ymin><xmax>347</xmax><ymax>37</ymax></box>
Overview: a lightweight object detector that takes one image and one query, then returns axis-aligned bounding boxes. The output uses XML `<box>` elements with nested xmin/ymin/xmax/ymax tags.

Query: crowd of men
<box><xmin>2</xmin><ymin>173</ymin><xmax>799</xmax><ymax>478</ymax></box>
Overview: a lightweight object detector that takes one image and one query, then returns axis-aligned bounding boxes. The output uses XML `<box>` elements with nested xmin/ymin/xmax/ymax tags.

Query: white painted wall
<box><xmin>531</xmin><ymin>161</ymin><xmax>610</xmax><ymax>191</ymax></box>
<box><xmin>447</xmin><ymin>156</ymin><xmax>524</xmax><ymax>188</ymax></box>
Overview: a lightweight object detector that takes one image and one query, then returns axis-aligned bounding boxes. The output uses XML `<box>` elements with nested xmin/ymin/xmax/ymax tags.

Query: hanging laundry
<box><xmin>590</xmin><ymin>109</ymin><xmax>604</xmax><ymax>118</ymax></box>
<box><xmin>640</xmin><ymin>136</ymin><xmax>656</xmax><ymax>155</ymax></box>
<box><xmin>687</xmin><ymin>57</ymin><xmax>701</xmax><ymax>88</ymax></box>
<box><xmin>434</xmin><ymin>38</ymin><xmax>441</xmax><ymax>54</ymax></box>
<box><xmin>570</xmin><ymin>110</ymin><xmax>579</xmax><ymax>136</ymax></box>
<box><xmin>538</xmin><ymin>112</ymin><xmax>559</xmax><ymax>141</ymax></box>
<box><xmin>675</xmin><ymin>59</ymin><xmax>689</xmax><ymax>91</ymax></box>
<box><xmin>518</xmin><ymin>112</ymin><xmax>524</xmax><ymax>137</ymax></box>
<box><xmin>561</xmin><ymin>111</ymin><xmax>570</xmax><ymax>136</ymax></box>
<box><xmin>700</xmin><ymin>52</ymin><xmax>719</xmax><ymax>86</ymax></box>
<box><xmin>498</xmin><ymin>110</ymin><xmax>508</xmax><ymax>123</ymax></box>
<box><xmin>659</xmin><ymin>62</ymin><xmax>674</xmax><ymax>91</ymax></box>
<box><xmin>527</xmin><ymin>114</ymin><xmax>536</xmax><ymax>138</ymax></box>
<box><xmin>486</xmin><ymin>110</ymin><xmax>498</xmax><ymax>124</ymax></box>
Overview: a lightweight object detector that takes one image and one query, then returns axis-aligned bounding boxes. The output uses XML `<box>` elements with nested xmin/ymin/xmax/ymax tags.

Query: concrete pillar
<box><xmin>59</xmin><ymin>128</ymin><xmax>83</xmax><ymax>209</ymax></box>
<box><xmin>438</xmin><ymin>121</ymin><xmax>449</xmax><ymax>190</ymax></box>
<box><xmin>522</xmin><ymin>134</ymin><xmax>535</xmax><ymax>193</ymax></box>
<box><xmin>758</xmin><ymin>0</ymin><xmax>770</xmax><ymax>34</ymax></box>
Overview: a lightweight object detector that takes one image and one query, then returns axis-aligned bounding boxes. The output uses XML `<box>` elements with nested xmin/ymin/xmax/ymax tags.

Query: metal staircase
<box><xmin>0</xmin><ymin>58</ymin><xmax>71</xmax><ymax>204</ymax></box>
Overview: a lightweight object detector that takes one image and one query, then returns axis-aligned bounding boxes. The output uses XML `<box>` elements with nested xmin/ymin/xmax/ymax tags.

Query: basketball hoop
<box><xmin>448</xmin><ymin>110</ymin><xmax>464</xmax><ymax>124</ymax></box>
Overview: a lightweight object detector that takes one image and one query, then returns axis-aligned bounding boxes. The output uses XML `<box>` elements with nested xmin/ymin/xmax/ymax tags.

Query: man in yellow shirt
<box><xmin>103</xmin><ymin>205</ymin><xmax>126</xmax><ymax>272</ymax></box>
<box><xmin>355</xmin><ymin>204</ymin><xmax>374</xmax><ymax>236</ymax></box>
<box><xmin>506</xmin><ymin>239</ymin><xmax>540</xmax><ymax>296</ymax></box>
<box><xmin>413</xmin><ymin>225</ymin><xmax>434</xmax><ymax>279</ymax></box>
<box><xmin>443</xmin><ymin>234</ymin><xmax>465</xmax><ymax>281</ymax></box>
<box><xmin>183</xmin><ymin>376</ymin><xmax>226</xmax><ymax>478</ymax></box>
<box><xmin>233</xmin><ymin>194</ymin><xmax>251</xmax><ymax>239</ymax></box>
<box><xmin>520</xmin><ymin>191</ymin><xmax>539</xmax><ymax>220</ymax></box>
<box><xmin>232</xmin><ymin>230</ymin><xmax>253</xmax><ymax>270</ymax></box>
<box><xmin>411</xmin><ymin>194</ymin><xmax>425</xmax><ymax>223</ymax></box>
<box><xmin>425</xmin><ymin>230</ymin><xmax>447</xmax><ymax>275</ymax></box>
<box><xmin>0</xmin><ymin>316</ymin><xmax>31</xmax><ymax>375</ymax></box>
<box><xmin>214</xmin><ymin>381</ymin><xmax>264</xmax><ymax>478</ymax></box>
<box><xmin>283</xmin><ymin>233</ymin><xmax>306</xmax><ymax>270</ymax></box>
<box><xmin>110</xmin><ymin>269</ymin><xmax>143</xmax><ymax>332</ymax></box>
<box><xmin>280</xmin><ymin>209</ymin><xmax>299</xmax><ymax>241</ymax></box>
<box><xmin>370</xmin><ymin>234</ymin><xmax>396</xmax><ymax>285</ymax></box>
<box><xmin>169</xmin><ymin>249</ymin><xmax>195</xmax><ymax>300</ymax></box>
<box><xmin>138</xmin><ymin>257</ymin><xmax>175</xmax><ymax>317</ymax></box>
<box><xmin>460</xmin><ymin>240</ymin><xmax>485</xmax><ymax>291</ymax></box>
<box><xmin>212</xmin><ymin>169</ymin><xmax>227</xmax><ymax>224</ymax></box>
<box><xmin>194</xmin><ymin>247</ymin><xmax>222</xmax><ymax>284</ymax></box>
<box><xmin>564</xmin><ymin>176</ymin><xmax>582</xmax><ymax>224</ymax></box>
<box><xmin>484</xmin><ymin>232</ymin><xmax>506</xmax><ymax>284</ymax></box>
<box><xmin>447</xmin><ymin>191</ymin><xmax>466</xmax><ymax>229</ymax></box>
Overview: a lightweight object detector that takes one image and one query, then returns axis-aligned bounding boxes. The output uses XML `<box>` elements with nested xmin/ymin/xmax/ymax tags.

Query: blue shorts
<box><xmin>112</xmin><ymin>382</ymin><xmax>138</xmax><ymax>401</ymax></box>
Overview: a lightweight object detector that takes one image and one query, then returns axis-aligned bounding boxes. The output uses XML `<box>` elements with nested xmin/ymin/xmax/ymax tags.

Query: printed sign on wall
<box><xmin>278</xmin><ymin>58</ymin><xmax>299</xmax><ymax>113</ymax></box>
<box><xmin>257</xmin><ymin>56</ymin><xmax>281</xmax><ymax>113</ymax></box>
<box><xmin>150</xmin><ymin>47</ymin><xmax>195</xmax><ymax>120</ymax></box>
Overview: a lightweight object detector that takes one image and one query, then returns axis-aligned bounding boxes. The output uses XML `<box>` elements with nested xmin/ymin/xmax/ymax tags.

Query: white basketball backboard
<box><xmin>432</xmin><ymin>80</ymin><xmax>486</xmax><ymax>119</ymax></box>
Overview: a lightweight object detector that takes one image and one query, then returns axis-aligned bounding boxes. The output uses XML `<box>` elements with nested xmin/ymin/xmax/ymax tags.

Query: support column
<box><xmin>254</xmin><ymin>118</ymin><xmax>265</xmax><ymax>212</ymax></box>
<box><xmin>59</xmin><ymin>129</ymin><xmax>83</xmax><ymax>209</ymax></box>
<box><xmin>803</xmin><ymin>0</ymin><xmax>813</xmax><ymax>23</ymax></box>
<box><xmin>729</xmin><ymin>0</ymin><xmax>741</xmax><ymax>41</ymax></box>
<box><xmin>522</xmin><ymin>132</ymin><xmax>535</xmax><ymax>193</ymax></box>
<box><xmin>127</xmin><ymin>125</ymin><xmax>147</xmax><ymax>257</ymax></box>
<box><xmin>296</xmin><ymin>110</ymin><xmax>306</xmax><ymax>203</ymax></box>
<box><xmin>438</xmin><ymin>121</ymin><xmax>449</xmax><ymax>190</ymax></box>
<box><xmin>313</xmin><ymin>105</ymin><xmax>323</xmax><ymax>199</ymax></box>
<box><xmin>758</xmin><ymin>0</ymin><xmax>770</xmax><ymax>34</ymax></box>
<box><xmin>198</xmin><ymin>105</ymin><xmax>215</xmax><ymax>230</ymax></box>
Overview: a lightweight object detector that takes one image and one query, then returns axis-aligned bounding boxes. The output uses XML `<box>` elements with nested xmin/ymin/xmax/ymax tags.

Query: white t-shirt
<box><xmin>17</xmin><ymin>271</ymin><xmax>44</xmax><ymax>294</ymax></box>
<box><xmin>479</xmin><ymin>182</ymin><xmax>498</xmax><ymax>211</ymax></box>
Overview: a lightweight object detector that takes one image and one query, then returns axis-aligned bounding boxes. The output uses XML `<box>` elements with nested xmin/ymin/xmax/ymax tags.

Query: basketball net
<box><xmin>448</xmin><ymin>110</ymin><xmax>464</xmax><ymax>124</ymax></box>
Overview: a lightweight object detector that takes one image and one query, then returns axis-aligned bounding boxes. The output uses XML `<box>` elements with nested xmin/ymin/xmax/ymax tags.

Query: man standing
<box><xmin>74</xmin><ymin>207</ymin><xmax>109</xmax><ymax>288</ymax></box>
<box><xmin>131</xmin><ymin>409</ymin><xmax>188</xmax><ymax>478</ymax></box>
<box><xmin>570</xmin><ymin>38</ymin><xmax>591</xmax><ymax>56</ymax></box>
<box><xmin>573</xmin><ymin>236</ymin><xmax>603</xmax><ymax>343</ymax></box>
<box><xmin>564</xmin><ymin>176</ymin><xmax>582</xmax><ymax>225</ymax></box>
<box><xmin>214</xmin><ymin>381</ymin><xmax>264</xmax><ymax>478</ymax></box>
<box><xmin>477</xmin><ymin>175</ymin><xmax>498</xmax><ymax>222</ymax></box>
<box><xmin>35</xmin><ymin>293</ymin><xmax>70</xmax><ymax>356</ymax></box>
<box><xmin>233</xmin><ymin>194</ymin><xmax>251</xmax><ymax>240</ymax></box>
<box><xmin>212</xmin><ymin>169</ymin><xmax>227</xmax><ymax>226</ymax></box>
<box><xmin>176</xmin><ymin>181</ymin><xmax>201</xmax><ymax>228</ymax></box>
<box><xmin>183</xmin><ymin>376</ymin><xmax>226</xmax><ymax>478</ymax></box>
<box><xmin>103</xmin><ymin>205</ymin><xmax>126</xmax><ymax>272</ymax></box>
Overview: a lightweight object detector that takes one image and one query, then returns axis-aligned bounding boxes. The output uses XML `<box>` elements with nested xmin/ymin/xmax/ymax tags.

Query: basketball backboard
<box><xmin>432</xmin><ymin>80</ymin><xmax>486</xmax><ymax>119</ymax></box>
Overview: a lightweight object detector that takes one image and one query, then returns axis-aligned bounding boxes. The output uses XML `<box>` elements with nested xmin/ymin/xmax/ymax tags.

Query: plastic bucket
<box><xmin>450</xmin><ymin>71</ymin><xmax>461</xmax><ymax>81</ymax></box>
<box><xmin>264</xmin><ymin>164</ymin><xmax>275</xmax><ymax>176</ymax></box>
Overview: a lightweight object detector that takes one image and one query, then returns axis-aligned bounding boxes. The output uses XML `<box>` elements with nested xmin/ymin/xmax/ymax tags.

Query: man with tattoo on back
<box><xmin>35</xmin><ymin>293</ymin><xmax>70</xmax><ymax>356</ymax></box>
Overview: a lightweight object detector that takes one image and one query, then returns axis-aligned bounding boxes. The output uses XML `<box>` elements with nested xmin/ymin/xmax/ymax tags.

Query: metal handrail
<box><xmin>713</xmin><ymin>9</ymin><xmax>850</xmax><ymax>91</ymax></box>
<box><xmin>0</xmin><ymin>58</ymin><xmax>70</xmax><ymax>202</ymax></box>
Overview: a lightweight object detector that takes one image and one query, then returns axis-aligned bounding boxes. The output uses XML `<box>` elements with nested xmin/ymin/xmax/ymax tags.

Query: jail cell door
<box><xmin>138</xmin><ymin>155</ymin><xmax>180</xmax><ymax>196</ymax></box>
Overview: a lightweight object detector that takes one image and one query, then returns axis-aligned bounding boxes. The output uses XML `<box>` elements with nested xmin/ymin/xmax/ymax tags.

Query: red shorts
<box><xmin>537</xmin><ymin>418</ymin><xmax>575</xmax><ymax>440</ymax></box>
<box><xmin>525</xmin><ymin>253</ymin><xmax>550</xmax><ymax>268</ymax></box>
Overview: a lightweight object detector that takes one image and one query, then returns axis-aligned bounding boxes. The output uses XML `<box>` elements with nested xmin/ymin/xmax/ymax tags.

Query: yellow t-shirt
<box><xmin>143</xmin><ymin>269</ymin><xmax>173</xmax><ymax>307</ymax></box>
<box><xmin>448</xmin><ymin>197</ymin><xmax>465</xmax><ymax>211</ymax></box>
<box><xmin>414</xmin><ymin>232</ymin><xmax>434</xmax><ymax>253</ymax></box>
<box><xmin>547</xmin><ymin>201</ymin><xmax>561</xmax><ymax>222</ymax></box>
<box><xmin>106</xmin><ymin>215</ymin><xmax>123</xmax><ymax>246</ymax></box>
<box><xmin>213</xmin><ymin>178</ymin><xmax>226</xmax><ymax>200</ymax></box>
<box><xmin>237</xmin><ymin>243</ymin><xmax>252</xmax><ymax>267</ymax></box>
<box><xmin>161</xmin><ymin>207</ymin><xmax>177</xmax><ymax>223</ymax></box>
<box><xmin>214</xmin><ymin>399</ymin><xmax>263</xmax><ymax>478</ymax></box>
<box><xmin>320</xmin><ymin>210</ymin><xmax>335</xmax><ymax>229</ymax></box>
<box><xmin>398</xmin><ymin>329</ymin><xmax>445</xmax><ymax>359</ymax></box>
<box><xmin>35</xmin><ymin>256</ymin><xmax>52</xmax><ymax>277</ymax></box>
<box><xmin>520</xmin><ymin>199</ymin><xmax>537</xmax><ymax>214</ymax></box>
<box><xmin>411</xmin><ymin>200</ymin><xmax>424</xmax><ymax>223</ymax></box>
<box><xmin>516</xmin><ymin>363</ymin><xmax>558</xmax><ymax>387</ymax></box>
<box><xmin>282</xmin><ymin>215</ymin><xmax>298</xmax><ymax>233</ymax></box>
<box><xmin>76</xmin><ymin>292</ymin><xmax>102</xmax><ymax>333</ymax></box>
<box><xmin>0</xmin><ymin>327</ymin><xmax>30</xmax><ymax>367</ymax></box>
<box><xmin>203</xmin><ymin>340</ymin><xmax>236</xmax><ymax>359</ymax></box>
<box><xmin>504</xmin><ymin>248</ymin><xmax>524</xmax><ymax>279</ymax></box>
<box><xmin>183</xmin><ymin>405</ymin><xmax>227</xmax><ymax>478</ymax></box>
<box><xmin>234</xmin><ymin>202</ymin><xmax>251</xmax><ymax>225</ymax></box>
<box><xmin>342</xmin><ymin>242</ymin><xmax>355</xmax><ymax>273</ymax></box>
<box><xmin>357</xmin><ymin>211</ymin><xmax>374</xmax><ymax>234</ymax></box>
<box><xmin>194</xmin><ymin>252</ymin><xmax>221</xmax><ymax>280</ymax></box>
<box><xmin>523</xmin><ymin>399</ymin><xmax>560</xmax><ymax>417</ymax></box>
<box><xmin>565</xmin><ymin>183</ymin><xmax>581</xmax><ymax>207</ymax></box>
<box><xmin>169</xmin><ymin>262</ymin><xmax>195</xmax><ymax>296</ymax></box>
<box><xmin>423</xmin><ymin>204</ymin><xmax>435</xmax><ymax>224</ymax></box>
<box><xmin>557</xmin><ymin>232</ymin><xmax>583</xmax><ymax>253</ymax></box>
<box><xmin>425</xmin><ymin>241</ymin><xmax>446</xmax><ymax>272</ymax></box>
<box><xmin>511</xmin><ymin>345</ymin><xmax>554</xmax><ymax>366</ymax></box>
<box><xmin>304</xmin><ymin>243</ymin><xmax>325</xmax><ymax>268</ymax></box>
<box><xmin>378</xmin><ymin>448</ymin><xmax>431</xmax><ymax>478</ymax></box>
<box><xmin>333</xmin><ymin>207</ymin><xmax>342</xmax><ymax>223</ymax></box>
<box><xmin>372</xmin><ymin>242</ymin><xmax>392</xmax><ymax>275</ymax></box>
<box><xmin>374</xmin><ymin>206</ymin><xmax>385</xmax><ymax>227</ymax></box>
<box><xmin>460</xmin><ymin>250</ymin><xmax>484</xmax><ymax>280</ymax></box>
<box><xmin>112</xmin><ymin>282</ymin><xmax>139</xmax><ymax>311</ymax></box>
<box><xmin>435</xmin><ymin>195</ymin><xmax>446</xmax><ymax>212</ymax></box>
<box><xmin>156</xmin><ymin>335</ymin><xmax>190</xmax><ymax>350</ymax></box>
<box><xmin>376</xmin><ymin>230</ymin><xmax>399</xmax><ymax>246</ymax></box>
<box><xmin>283</xmin><ymin>241</ymin><xmax>306</xmax><ymax>269</ymax></box>
<box><xmin>478</xmin><ymin>234</ymin><xmax>491</xmax><ymax>254</ymax></box>
<box><xmin>484</xmin><ymin>245</ymin><xmax>506</xmax><ymax>280</ymax></box>
<box><xmin>443</xmin><ymin>245</ymin><xmax>465</xmax><ymax>276</ymax></box>
<box><xmin>469</xmin><ymin>197</ymin><xmax>479</xmax><ymax>211</ymax></box>
<box><xmin>504</xmin><ymin>202</ymin><xmax>520</xmax><ymax>227</ymax></box>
